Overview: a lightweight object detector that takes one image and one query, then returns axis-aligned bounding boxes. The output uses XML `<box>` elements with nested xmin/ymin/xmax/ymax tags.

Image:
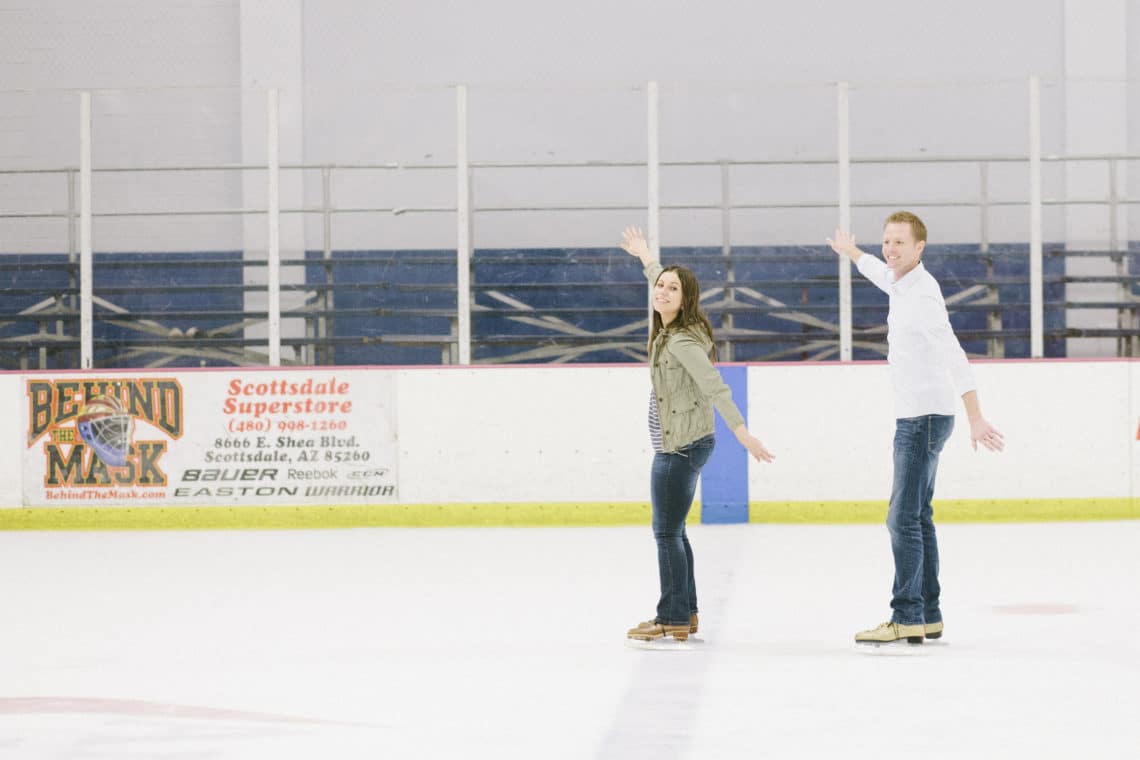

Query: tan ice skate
<box><xmin>854</xmin><ymin>620</ymin><xmax>925</xmax><ymax>645</ymax></box>
<box><xmin>629</xmin><ymin>613</ymin><xmax>698</xmax><ymax>636</ymax></box>
<box><xmin>627</xmin><ymin>621</ymin><xmax>690</xmax><ymax>642</ymax></box>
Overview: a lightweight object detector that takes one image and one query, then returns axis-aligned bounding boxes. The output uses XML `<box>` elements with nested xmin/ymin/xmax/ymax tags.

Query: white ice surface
<box><xmin>1</xmin><ymin>522</ymin><xmax>1137</xmax><ymax>759</ymax></box>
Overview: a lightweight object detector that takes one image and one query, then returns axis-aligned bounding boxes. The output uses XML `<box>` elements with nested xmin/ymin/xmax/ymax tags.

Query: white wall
<box><xmin>397</xmin><ymin>367</ymin><xmax>652</xmax><ymax>503</ymax></box>
<box><xmin>399</xmin><ymin>359</ymin><xmax>1136</xmax><ymax>506</ymax></box>
<box><xmin>748</xmin><ymin>360</ymin><xmax>1131</xmax><ymax>501</ymax></box>
<box><xmin>0</xmin><ymin>0</ymin><xmax>243</xmax><ymax>254</ymax></box>
<box><xmin>0</xmin><ymin>373</ymin><xmax>20</xmax><ymax>508</ymax></box>
<box><xmin>301</xmin><ymin>0</ymin><xmax>1064</xmax><ymax>86</ymax></box>
<box><xmin>1062</xmin><ymin>1</ymin><xmax>1132</xmax><ymax>356</ymax></box>
<box><xmin>1130</xmin><ymin>0</ymin><xmax>1140</xmax><ymax>244</ymax></box>
<box><xmin>397</xmin><ymin>359</ymin><xmax>1133</xmax><ymax>505</ymax></box>
<box><xmin>300</xmin><ymin>0</ymin><xmax>1071</xmax><ymax>248</ymax></box>
<box><xmin>6</xmin><ymin>0</ymin><xmax>1135</xmax><ymax>254</ymax></box>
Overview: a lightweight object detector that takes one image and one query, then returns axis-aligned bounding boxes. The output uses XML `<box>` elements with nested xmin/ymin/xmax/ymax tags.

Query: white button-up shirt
<box><xmin>856</xmin><ymin>256</ymin><xmax>976</xmax><ymax>419</ymax></box>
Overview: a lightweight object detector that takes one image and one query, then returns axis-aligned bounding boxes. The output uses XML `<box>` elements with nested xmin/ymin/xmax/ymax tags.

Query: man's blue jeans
<box><xmin>888</xmin><ymin>415</ymin><xmax>954</xmax><ymax>626</ymax></box>
<box><xmin>651</xmin><ymin>434</ymin><xmax>715</xmax><ymax>626</ymax></box>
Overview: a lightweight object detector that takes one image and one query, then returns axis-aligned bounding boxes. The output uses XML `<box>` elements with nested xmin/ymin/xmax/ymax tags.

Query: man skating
<box><xmin>827</xmin><ymin>211</ymin><xmax>1004</xmax><ymax>645</ymax></box>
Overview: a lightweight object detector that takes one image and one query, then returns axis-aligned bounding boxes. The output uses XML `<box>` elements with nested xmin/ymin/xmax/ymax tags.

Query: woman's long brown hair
<box><xmin>648</xmin><ymin>265</ymin><xmax>717</xmax><ymax>361</ymax></box>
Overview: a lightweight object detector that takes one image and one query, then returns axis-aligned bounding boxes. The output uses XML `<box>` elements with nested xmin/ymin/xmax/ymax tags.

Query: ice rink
<box><xmin>3</xmin><ymin>520</ymin><xmax>1138</xmax><ymax>759</ymax></box>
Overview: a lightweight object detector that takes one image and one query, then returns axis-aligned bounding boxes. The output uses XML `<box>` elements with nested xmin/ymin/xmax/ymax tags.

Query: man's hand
<box><xmin>969</xmin><ymin>417</ymin><xmax>1005</xmax><ymax>452</ymax></box>
<box><xmin>826</xmin><ymin>229</ymin><xmax>863</xmax><ymax>262</ymax></box>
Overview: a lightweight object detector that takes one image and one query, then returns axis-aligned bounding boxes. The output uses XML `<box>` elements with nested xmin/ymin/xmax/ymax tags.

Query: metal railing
<box><xmin>2</xmin><ymin>81</ymin><xmax>1138</xmax><ymax>368</ymax></box>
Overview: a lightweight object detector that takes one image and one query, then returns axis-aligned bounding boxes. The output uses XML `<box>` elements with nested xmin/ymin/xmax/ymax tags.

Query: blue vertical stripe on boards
<box><xmin>700</xmin><ymin>365</ymin><xmax>749</xmax><ymax>524</ymax></box>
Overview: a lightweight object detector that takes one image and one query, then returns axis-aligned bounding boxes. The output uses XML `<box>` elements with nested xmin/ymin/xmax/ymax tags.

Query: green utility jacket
<box><xmin>645</xmin><ymin>262</ymin><xmax>745</xmax><ymax>453</ymax></box>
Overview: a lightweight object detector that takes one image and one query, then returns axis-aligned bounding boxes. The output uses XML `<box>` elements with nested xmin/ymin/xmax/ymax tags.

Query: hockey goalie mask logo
<box><xmin>76</xmin><ymin>394</ymin><xmax>135</xmax><ymax>467</ymax></box>
<box><xmin>27</xmin><ymin>378</ymin><xmax>182</xmax><ymax>492</ymax></box>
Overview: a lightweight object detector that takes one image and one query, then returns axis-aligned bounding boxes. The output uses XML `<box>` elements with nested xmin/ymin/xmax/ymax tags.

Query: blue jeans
<box><xmin>651</xmin><ymin>434</ymin><xmax>715</xmax><ymax>626</ymax></box>
<box><xmin>888</xmin><ymin>415</ymin><xmax>954</xmax><ymax>626</ymax></box>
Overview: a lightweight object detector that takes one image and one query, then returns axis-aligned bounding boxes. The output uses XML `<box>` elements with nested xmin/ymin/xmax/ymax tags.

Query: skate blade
<box><xmin>853</xmin><ymin>640</ymin><xmax>932</xmax><ymax>656</ymax></box>
<box><xmin>625</xmin><ymin>636</ymin><xmax>703</xmax><ymax>651</ymax></box>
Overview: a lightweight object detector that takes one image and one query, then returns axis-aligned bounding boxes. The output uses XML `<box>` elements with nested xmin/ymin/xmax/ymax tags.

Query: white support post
<box><xmin>1028</xmin><ymin>76</ymin><xmax>1044</xmax><ymax>358</ymax></box>
<box><xmin>837</xmin><ymin>82</ymin><xmax>853</xmax><ymax>361</ymax></box>
<box><xmin>720</xmin><ymin>161</ymin><xmax>734</xmax><ymax>361</ymax></box>
<box><xmin>456</xmin><ymin>85</ymin><xmax>472</xmax><ymax>365</ymax></box>
<box><xmin>646</xmin><ymin>81</ymin><xmax>661</xmax><ymax>328</ymax></box>
<box><xmin>266</xmin><ymin>88</ymin><xmax>282</xmax><ymax>366</ymax></box>
<box><xmin>79</xmin><ymin>92</ymin><xmax>93</xmax><ymax>369</ymax></box>
<box><xmin>647</xmin><ymin>81</ymin><xmax>661</xmax><ymax>262</ymax></box>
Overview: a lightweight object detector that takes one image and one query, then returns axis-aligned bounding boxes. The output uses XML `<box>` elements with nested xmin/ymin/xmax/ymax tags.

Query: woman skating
<box><xmin>620</xmin><ymin>226</ymin><xmax>775</xmax><ymax>642</ymax></box>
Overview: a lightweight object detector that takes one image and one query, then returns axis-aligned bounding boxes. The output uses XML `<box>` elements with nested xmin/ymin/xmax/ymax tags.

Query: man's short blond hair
<box><xmin>884</xmin><ymin>210</ymin><xmax>927</xmax><ymax>243</ymax></box>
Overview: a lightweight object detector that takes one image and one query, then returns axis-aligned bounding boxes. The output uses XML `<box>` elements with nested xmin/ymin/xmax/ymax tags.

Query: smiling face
<box><xmin>882</xmin><ymin>221</ymin><xmax>925</xmax><ymax>279</ymax></box>
<box><xmin>653</xmin><ymin>270</ymin><xmax>684</xmax><ymax>324</ymax></box>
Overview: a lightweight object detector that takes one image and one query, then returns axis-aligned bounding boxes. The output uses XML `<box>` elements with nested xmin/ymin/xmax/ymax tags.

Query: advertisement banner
<box><xmin>22</xmin><ymin>370</ymin><xmax>398</xmax><ymax>507</ymax></box>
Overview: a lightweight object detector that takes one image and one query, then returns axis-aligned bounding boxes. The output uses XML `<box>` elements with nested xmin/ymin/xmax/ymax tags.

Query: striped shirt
<box><xmin>648</xmin><ymin>388</ymin><xmax>664</xmax><ymax>453</ymax></box>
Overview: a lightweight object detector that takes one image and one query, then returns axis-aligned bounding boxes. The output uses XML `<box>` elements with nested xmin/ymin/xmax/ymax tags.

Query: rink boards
<box><xmin>0</xmin><ymin>359</ymin><xmax>1136</xmax><ymax>527</ymax></box>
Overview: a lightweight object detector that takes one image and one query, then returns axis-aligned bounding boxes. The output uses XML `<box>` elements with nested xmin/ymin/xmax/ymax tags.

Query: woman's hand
<box><xmin>734</xmin><ymin>426</ymin><xmax>775</xmax><ymax>463</ymax></box>
<box><xmin>620</xmin><ymin>226</ymin><xmax>652</xmax><ymax>265</ymax></box>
